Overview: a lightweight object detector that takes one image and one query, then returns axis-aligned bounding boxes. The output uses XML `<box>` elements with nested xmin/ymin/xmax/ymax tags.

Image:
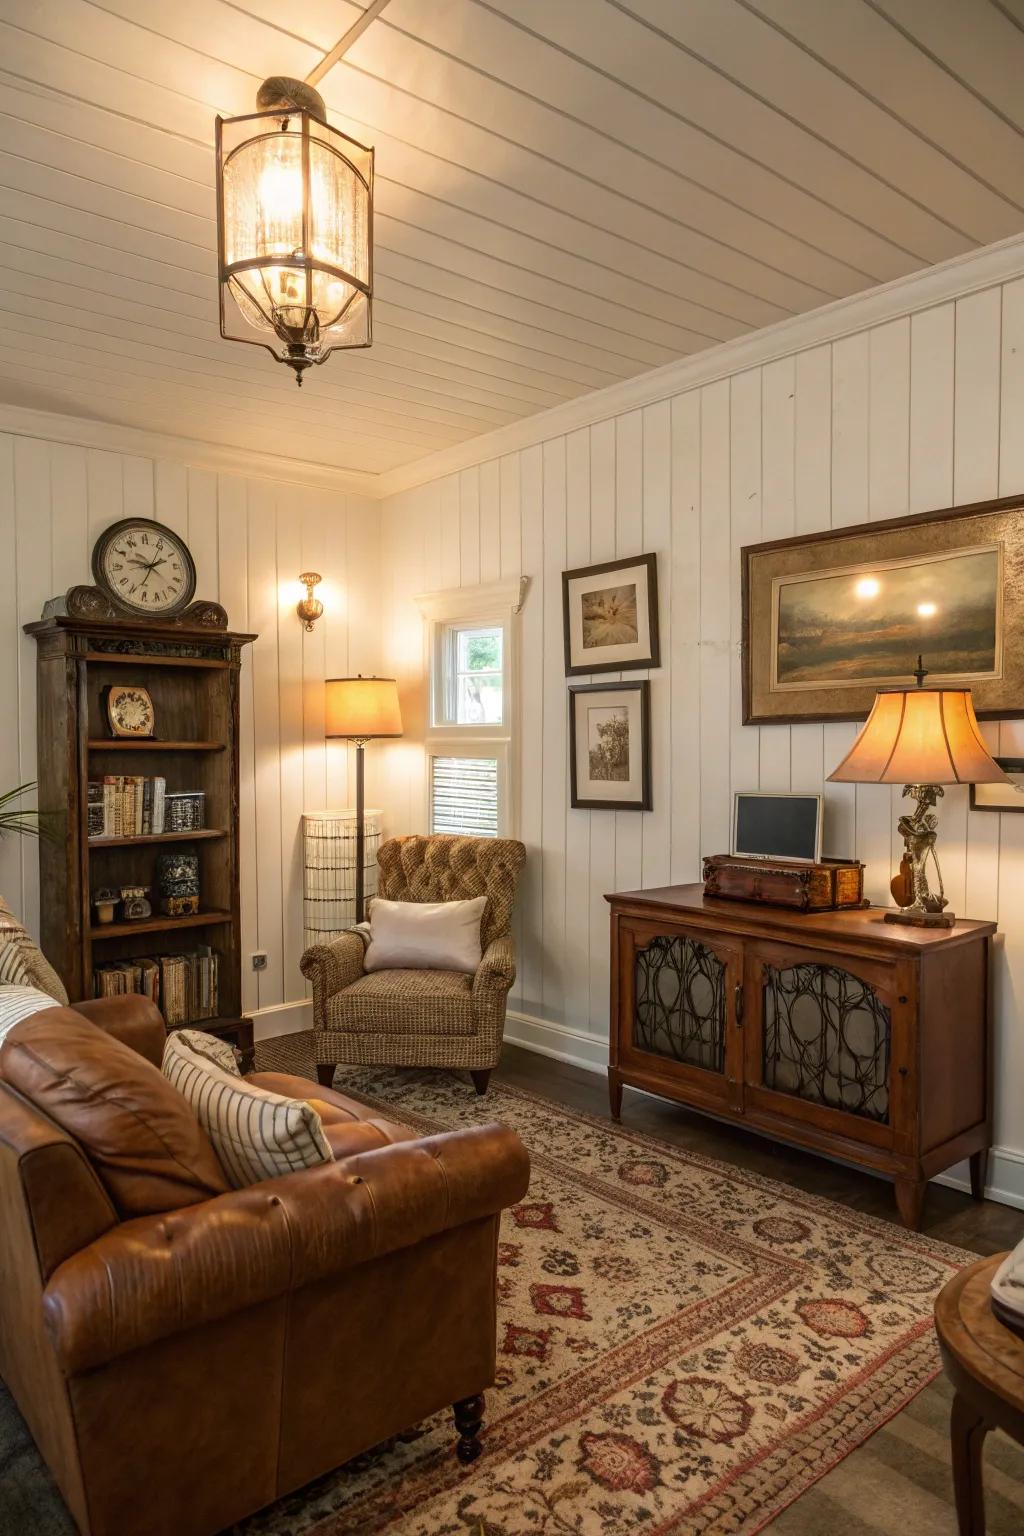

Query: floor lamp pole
<box><xmin>354</xmin><ymin>740</ymin><xmax>367</xmax><ymax>925</ymax></box>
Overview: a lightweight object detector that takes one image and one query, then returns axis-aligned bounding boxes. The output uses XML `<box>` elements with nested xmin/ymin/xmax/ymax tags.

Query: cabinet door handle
<box><xmin>734</xmin><ymin>983</ymin><xmax>744</xmax><ymax>1027</ymax></box>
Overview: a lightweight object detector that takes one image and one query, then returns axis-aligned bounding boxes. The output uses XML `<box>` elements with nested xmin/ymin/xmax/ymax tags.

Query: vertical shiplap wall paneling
<box><xmin>729</xmin><ymin>371</ymin><xmax>762</xmax><ymax>810</ymax></box>
<box><xmin>641</xmin><ymin>402</ymin><xmax>671</xmax><ymax>888</ymax></box>
<box><xmin>790</xmin><ymin>349</ymin><xmax>830</xmax><ymax>802</ymax></box>
<box><xmin>759</xmin><ymin>359</ymin><xmax>795</xmax><ymax>794</ymax></box>
<box><xmin>698</xmin><ymin>382</ymin><xmax>732</xmax><ymax>861</ymax></box>
<box><xmin>0</xmin><ymin>436</ymin><xmax>19</xmax><ymax>907</ymax></box>
<box><xmin>498</xmin><ymin>456</ymin><xmax>524</xmax><ymax>1013</ymax></box>
<box><xmin>14</xmin><ymin>437</ymin><xmax>51</xmax><ymax>933</ymax></box>
<box><xmin>1</xmin><ymin>434</ymin><xmax>376</xmax><ymax>1018</ymax></box>
<box><xmin>669</xmin><ymin>393</ymin><xmax>702</xmax><ymax>886</ymax></box>
<box><xmin>563</xmin><ymin>429</ymin><xmax>591</xmax><ymax>1031</ymax></box>
<box><xmin>275</xmin><ymin>484</ymin><xmax>306</xmax><ymax>1002</ymax></box>
<box><xmin>518</xmin><ymin>445</ymin><xmax>545</xmax><ymax>1017</ymax></box>
<box><xmin>958</xmin><ymin>292</ymin><xmax>1004</xmax><ymax>927</ymax></box>
<box><xmin>479</xmin><ymin>461</ymin><xmax>501</xmax><ymax>584</ymax></box>
<box><xmin>541</xmin><ymin>437</ymin><xmax>567</xmax><ymax>1023</ymax></box>
<box><xmin>587</xmin><ymin>420</ymin><xmax>617</xmax><ymax>1034</ymax></box>
<box><xmin>614</xmin><ymin>411</ymin><xmax>644</xmax><ymax>894</ymax></box>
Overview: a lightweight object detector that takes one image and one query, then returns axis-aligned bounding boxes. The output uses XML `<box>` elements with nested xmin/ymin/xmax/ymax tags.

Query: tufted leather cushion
<box><xmin>376</xmin><ymin>835</ymin><xmax>525</xmax><ymax>951</ymax></box>
<box><xmin>0</xmin><ymin>1010</ymin><xmax>230</xmax><ymax>1217</ymax></box>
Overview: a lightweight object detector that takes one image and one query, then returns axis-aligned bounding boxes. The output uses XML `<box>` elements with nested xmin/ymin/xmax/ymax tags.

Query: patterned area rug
<box><xmin>239</xmin><ymin>1066</ymin><xmax>969</xmax><ymax>1536</ymax></box>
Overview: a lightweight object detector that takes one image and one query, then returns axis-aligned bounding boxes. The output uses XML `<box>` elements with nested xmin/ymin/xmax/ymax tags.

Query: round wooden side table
<box><xmin>935</xmin><ymin>1253</ymin><xmax>1024</xmax><ymax>1535</ymax></box>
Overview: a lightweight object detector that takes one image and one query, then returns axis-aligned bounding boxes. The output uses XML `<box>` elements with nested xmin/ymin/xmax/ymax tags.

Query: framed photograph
<box><xmin>562</xmin><ymin>553</ymin><xmax>659</xmax><ymax>676</ymax></box>
<box><xmin>742</xmin><ymin>495</ymin><xmax>1024</xmax><ymax>724</ymax></box>
<box><xmin>569</xmin><ymin>681</ymin><xmax>651</xmax><ymax>811</ymax></box>
<box><xmin>970</xmin><ymin>758</ymin><xmax>1024</xmax><ymax>813</ymax></box>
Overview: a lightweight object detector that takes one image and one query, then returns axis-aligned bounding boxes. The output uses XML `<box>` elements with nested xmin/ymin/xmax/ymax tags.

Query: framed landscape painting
<box><xmin>569</xmin><ymin>681</ymin><xmax>651</xmax><ymax>811</ymax></box>
<box><xmin>562</xmin><ymin>553</ymin><xmax>659</xmax><ymax>676</ymax></box>
<box><xmin>742</xmin><ymin>496</ymin><xmax>1024</xmax><ymax>724</ymax></box>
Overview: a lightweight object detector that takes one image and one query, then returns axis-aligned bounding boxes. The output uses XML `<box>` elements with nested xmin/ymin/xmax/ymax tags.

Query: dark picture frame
<box><xmin>742</xmin><ymin>494</ymin><xmax>1024</xmax><ymax>725</ymax></box>
<box><xmin>568</xmin><ymin>680</ymin><xmax>652</xmax><ymax>811</ymax></box>
<box><xmin>970</xmin><ymin>758</ymin><xmax>1024</xmax><ymax>813</ymax></box>
<box><xmin>562</xmin><ymin>552</ymin><xmax>660</xmax><ymax>677</ymax></box>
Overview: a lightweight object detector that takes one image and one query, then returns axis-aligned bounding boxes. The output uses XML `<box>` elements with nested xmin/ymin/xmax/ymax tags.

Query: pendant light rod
<box><xmin>304</xmin><ymin>0</ymin><xmax>394</xmax><ymax>88</ymax></box>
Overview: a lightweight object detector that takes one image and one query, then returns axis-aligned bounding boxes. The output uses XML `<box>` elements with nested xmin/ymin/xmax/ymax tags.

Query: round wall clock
<box><xmin>92</xmin><ymin>518</ymin><xmax>197</xmax><ymax>617</ymax></box>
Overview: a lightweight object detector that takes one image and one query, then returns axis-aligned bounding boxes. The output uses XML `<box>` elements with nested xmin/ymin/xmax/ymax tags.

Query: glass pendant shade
<box><xmin>215</xmin><ymin>80</ymin><xmax>372</xmax><ymax>384</ymax></box>
<box><xmin>827</xmin><ymin>686</ymin><xmax>1009</xmax><ymax>785</ymax></box>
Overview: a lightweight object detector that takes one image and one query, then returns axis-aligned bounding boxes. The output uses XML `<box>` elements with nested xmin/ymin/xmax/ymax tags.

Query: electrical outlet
<box><xmin>251</xmin><ymin>951</ymin><xmax>268</xmax><ymax>972</ymax></box>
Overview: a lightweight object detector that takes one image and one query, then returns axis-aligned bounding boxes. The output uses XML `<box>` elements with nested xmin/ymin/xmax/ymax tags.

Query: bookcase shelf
<box><xmin>88</xmin><ymin>739</ymin><xmax>226</xmax><ymax>752</ymax></box>
<box><xmin>89</xmin><ymin>910</ymin><xmax>234</xmax><ymax>940</ymax></box>
<box><xmin>27</xmin><ymin>613</ymin><xmax>256</xmax><ymax>1059</ymax></box>
<box><xmin>89</xmin><ymin>829</ymin><xmax>227</xmax><ymax>849</ymax></box>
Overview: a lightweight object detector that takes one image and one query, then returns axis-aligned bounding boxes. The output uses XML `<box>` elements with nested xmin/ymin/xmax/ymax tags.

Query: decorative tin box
<box><xmin>156</xmin><ymin>850</ymin><xmax>200</xmax><ymax>917</ymax></box>
<box><xmin>164</xmin><ymin>791</ymin><xmax>205</xmax><ymax>833</ymax></box>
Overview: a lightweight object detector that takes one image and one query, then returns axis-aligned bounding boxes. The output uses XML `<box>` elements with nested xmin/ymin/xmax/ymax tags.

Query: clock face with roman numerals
<box><xmin>92</xmin><ymin>518</ymin><xmax>197</xmax><ymax>617</ymax></box>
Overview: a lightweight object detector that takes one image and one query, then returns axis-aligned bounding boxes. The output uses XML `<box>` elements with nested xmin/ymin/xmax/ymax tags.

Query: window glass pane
<box><xmin>430</xmin><ymin>756</ymin><xmax>499</xmax><ymax>837</ymax></box>
<box><xmin>457</xmin><ymin>673</ymin><xmax>502</xmax><ymax>725</ymax></box>
<box><xmin>458</xmin><ymin>627</ymin><xmax>502</xmax><ymax>673</ymax></box>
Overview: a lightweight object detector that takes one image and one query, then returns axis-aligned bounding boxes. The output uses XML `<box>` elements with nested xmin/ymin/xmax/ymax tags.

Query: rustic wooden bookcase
<box><xmin>26</xmin><ymin>612</ymin><xmax>257</xmax><ymax>1063</ymax></box>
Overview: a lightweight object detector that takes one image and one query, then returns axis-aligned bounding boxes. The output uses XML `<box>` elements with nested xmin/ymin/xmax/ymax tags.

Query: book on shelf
<box><xmin>93</xmin><ymin>946</ymin><xmax>218</xmax><ymax>1027</ymax></box>
<box><xmin>89</xmin><ymin>776</ymin><xmax>166</xmax><ymax>838</ymax></box>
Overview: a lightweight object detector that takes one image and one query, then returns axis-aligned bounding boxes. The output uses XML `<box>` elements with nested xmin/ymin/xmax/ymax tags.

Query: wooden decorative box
<box><xmin>702</xmin><ymin>854</ymin><xmax>866</xmax><ymax>912</ymax></box>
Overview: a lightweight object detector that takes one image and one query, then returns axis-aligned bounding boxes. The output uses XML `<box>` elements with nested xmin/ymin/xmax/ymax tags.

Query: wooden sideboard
<box><xmin>606</xmin><ymin>884</ymin><xmax>995</xmax><ymax>1228</ymax></box>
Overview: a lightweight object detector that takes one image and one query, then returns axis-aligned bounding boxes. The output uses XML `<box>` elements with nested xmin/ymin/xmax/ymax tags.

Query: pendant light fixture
<box><xmin>215</xmin><ymin>76</ymin><xmax>373</xmax><ymax>385</ymax></box>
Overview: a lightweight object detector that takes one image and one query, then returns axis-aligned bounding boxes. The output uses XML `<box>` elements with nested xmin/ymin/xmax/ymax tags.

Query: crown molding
<box><xmin>0</xmin><ymin>404</ymin><xmax>381</xmax><ymax>497</ymax></box>
<box><xmin>374</xmin><ymin>231</ymin><xmax>1024</xmax><ymax>501</ymax></box>
<box><xmin>414</xmin><ymin>575</ymin><xmax>529</xmax><ymax>620</ymax></box>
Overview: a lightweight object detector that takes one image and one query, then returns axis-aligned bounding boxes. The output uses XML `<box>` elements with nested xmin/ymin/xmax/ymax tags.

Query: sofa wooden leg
<box><xmin>315</xmin><ymin>1064</ymin><xmax>336</xmax><ymax>1088</ymax></box>
<box><xmin>453</xmin><ymin>1393</ymin><xmax>484</xmax><ymax>1464</ymax></box>
<box><xmin>470</xmin><ymin>1069</ymin><xmax>491</xmax><ymax>1096</ymax></box>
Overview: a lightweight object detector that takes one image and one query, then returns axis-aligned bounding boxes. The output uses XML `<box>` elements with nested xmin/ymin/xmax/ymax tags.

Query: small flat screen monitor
<box><xmin>732</xmin><ymin>792</ymin><xmax>823</xmax><ymax>863</ymax></box>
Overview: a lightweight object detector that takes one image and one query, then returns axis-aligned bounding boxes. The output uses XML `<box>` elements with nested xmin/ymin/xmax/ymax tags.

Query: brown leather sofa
<box><xmin>0</xmin><ymin>996</ymin><xmax>529</xmax><ymax>1536</ymax></box>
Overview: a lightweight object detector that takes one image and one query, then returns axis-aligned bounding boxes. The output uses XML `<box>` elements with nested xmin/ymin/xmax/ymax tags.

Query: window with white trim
<box><xmin>417</xmin><ymin>580</ymin><xmax>525</xmax><ymax>840</ymax></box>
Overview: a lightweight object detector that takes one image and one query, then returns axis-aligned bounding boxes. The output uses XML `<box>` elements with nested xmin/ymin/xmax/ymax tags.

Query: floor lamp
<box><xmin>324</xmin><ymin>676</ymin><xmax>403</xmax><ymax>924</ymax></box>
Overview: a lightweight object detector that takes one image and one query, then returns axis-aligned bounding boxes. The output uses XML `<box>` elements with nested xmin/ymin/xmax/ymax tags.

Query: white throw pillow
<box><xmin>0</xmin><ymin>984</ymin><xmax>62</xmax><ymax>1046</ymax></box>
<box><xmin>162</xmin><ymin>1029</ymin><xmax>333</xmax><ymax>1188</ymax></box>
<box><xmin>362</xmin><ymin>896</ymin><xmax>486</xmax><ymax>975</ymax></box>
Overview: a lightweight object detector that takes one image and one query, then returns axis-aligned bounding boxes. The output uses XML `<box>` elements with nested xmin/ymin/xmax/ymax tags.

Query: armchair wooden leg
<box><xmin>453</xmin><ymin>1393</ymin><xmax>484</xmax><ymax>1464</ymax></box>
<box><xmin>470</xmin><ymin>1069</ymin><xmax>491</xmax><ymax>1096</ymax></box>
<box><xmin>316</xmin><ymin>1064</ymin><xmax>336</xmax><ymax>1088</ymax></box>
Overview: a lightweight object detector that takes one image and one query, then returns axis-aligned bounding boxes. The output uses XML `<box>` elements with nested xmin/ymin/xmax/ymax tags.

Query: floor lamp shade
<box><xmin>323</xmin><ymin>677</ymin><xmax>402</xmax><ymax>924</ymax></box>
<box><xmin>324</xmin><ymin>676</ymin><xmax>403</xmax><ymax>741</ymax></box>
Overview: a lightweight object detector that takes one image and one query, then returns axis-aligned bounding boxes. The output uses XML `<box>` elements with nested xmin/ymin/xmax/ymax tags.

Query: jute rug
<box><xmin>239</xmin><ymin>1065</ymin><xmax>971</xmax><ymax>1536</ymax></box>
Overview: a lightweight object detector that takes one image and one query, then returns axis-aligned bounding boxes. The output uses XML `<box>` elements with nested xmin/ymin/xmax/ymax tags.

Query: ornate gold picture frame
<box><xmin>742</xmin><ymin>496</ymin><xmax>1024</xmax><ymax>725</ymax></box>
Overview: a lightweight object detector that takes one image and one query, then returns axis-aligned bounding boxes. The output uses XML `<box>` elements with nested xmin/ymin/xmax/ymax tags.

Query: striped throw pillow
<box><xmin>0</xmin><ymin>896</ymin><xmax>68</xmax><ymax>1005</ymax></box>
<box><xmin>0</xmin><ymin>985</ymin><xmax>61</xmax><ymax>1046</ymax></box>
<box><xmin>162</xmin><ymin>1029</ymin><xmax>333</xmax><ymax>1188</ymax></box>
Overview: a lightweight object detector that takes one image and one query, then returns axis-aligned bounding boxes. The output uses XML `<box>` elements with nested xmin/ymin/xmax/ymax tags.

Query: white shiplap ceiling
<box><xmin>2</xmin><ymin>0</ymin><xmax>1024</xmax><ymax>487</ymax></box>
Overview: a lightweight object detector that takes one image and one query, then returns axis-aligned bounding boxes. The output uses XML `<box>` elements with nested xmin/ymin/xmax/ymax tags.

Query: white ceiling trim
<box><xmin>373</xmin><ymin>228</ymin><xmax>1024</xmax><ymax>500</ymax></box>
<box><xmin>0</xmin><ymin>403</ymin><xmax>379</xmax><ymax>496</ymax></box>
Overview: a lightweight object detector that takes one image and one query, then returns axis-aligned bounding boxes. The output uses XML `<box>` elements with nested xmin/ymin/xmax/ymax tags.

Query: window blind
<box><xmin>430</xmin><ymin>756</ymin><xmax>499</xmax><ymax>837</ymax></box>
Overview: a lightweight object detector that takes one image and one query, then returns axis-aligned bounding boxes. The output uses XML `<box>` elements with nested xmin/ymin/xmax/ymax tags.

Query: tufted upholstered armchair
<box><xmin>301</xmin><ymin>834</ymin><xmax>526</xmax><ymax>1095</ymax></box>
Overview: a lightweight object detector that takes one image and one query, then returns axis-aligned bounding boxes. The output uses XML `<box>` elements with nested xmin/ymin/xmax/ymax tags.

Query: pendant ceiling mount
<box><xmin>215</xmin><ymin>76</ymin><xmax>373</xmax><ymax>386</ymax></box>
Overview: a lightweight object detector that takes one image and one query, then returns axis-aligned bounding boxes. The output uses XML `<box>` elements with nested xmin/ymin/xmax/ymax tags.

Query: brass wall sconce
<box><xmin>297</xmin><ymin>572</ymin><xmax>324</xmax><ymax>632</ymax></box>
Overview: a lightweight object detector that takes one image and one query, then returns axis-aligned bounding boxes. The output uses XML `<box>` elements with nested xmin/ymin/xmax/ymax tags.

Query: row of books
<box><xmin>89</xmin><ymin>776</ymin><xmax>167</xmax><ymax>839</ymax></box>
<box><xmin>93</xmin><ymin>947</ymin><xmax>219</xmax><ymax>1027</ymax></box>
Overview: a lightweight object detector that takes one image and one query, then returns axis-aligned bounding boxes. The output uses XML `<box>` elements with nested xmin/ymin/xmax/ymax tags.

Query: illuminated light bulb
<box><xmin>855</xmin><ymin>576</ymin><xmax>881</xmax><ymax>599</ymax></box>
<box><xmin>917</xmin><ymin>601</ymin><xmax>937</xmax><ymax>618</ymax></box>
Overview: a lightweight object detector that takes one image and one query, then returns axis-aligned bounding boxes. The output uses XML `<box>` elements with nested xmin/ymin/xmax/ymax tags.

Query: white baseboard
<box><xmin>504</xmin><ymin>1009</ymin><xmax>608</xmax><ymax>1073</ymax></box>
<box><xmin>251</xmin><ymin>998</ymin><xmax>312</xmax><ymax>1041</ymax></box>
<box><xmin>501</xmin><ymin>1009</ymin><xmax>1024</xmax><ymax>1212</ymax></box>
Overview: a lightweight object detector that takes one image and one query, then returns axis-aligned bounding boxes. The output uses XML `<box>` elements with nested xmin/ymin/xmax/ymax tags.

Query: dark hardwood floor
<box><xmin>492</xmin><ymin>1044</ymin><xmax>1024</xmax><ymax>1256</ymax></box>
